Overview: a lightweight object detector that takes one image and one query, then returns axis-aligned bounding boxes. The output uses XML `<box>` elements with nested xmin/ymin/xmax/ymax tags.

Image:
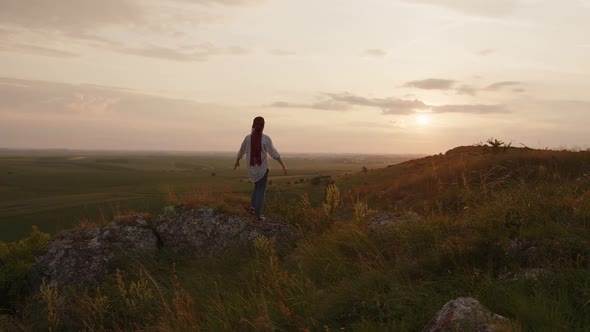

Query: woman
<box><xmin>234</xmin><ymin>116</ymin><xmax>287</xmax><ymax>220</ymax></box>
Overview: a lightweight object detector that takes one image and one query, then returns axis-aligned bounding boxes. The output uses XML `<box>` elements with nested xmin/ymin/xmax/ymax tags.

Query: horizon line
<box><xmin>0</xmin><ymin>146</ymin><xmax>432</xmax><ymax>156</ymax></box>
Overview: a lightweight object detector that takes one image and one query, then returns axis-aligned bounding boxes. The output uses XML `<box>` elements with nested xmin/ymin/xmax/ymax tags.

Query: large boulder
<box><xmin>29</xmin><ymin>216</ymin><xmax>158</xmax><ymax>290</ymax></box>
<box><xmin>156</xmin><ymin>207</ymin><xmax>297</xmax><ymax>255</ymax></box>
<box><xmin>422</xmin><ymin>297</ymin><xmax>509</xmax><ymax>332</ymax></box>
<box><xmin>29</xmin><ymin>208</ymin><xmax>297</xmax><ymax>290</ymax></box>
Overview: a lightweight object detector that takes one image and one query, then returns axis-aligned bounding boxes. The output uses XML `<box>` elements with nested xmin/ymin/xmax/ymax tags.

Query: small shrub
<box><xmin>482</xmin><ymin>137</ymin><xmax>512</xmax><ymax>154</ymax></box>
<box><xmin>162</xmin><ymin>205</ymin><xmax>177</xmax><ymax>217</ymax></box>
<box><xmin>323</xmin><ymin>184</ymin><xmax>341</xmax><ymax>218</ymax></box>
<box><xmin>253</xmin><ymin>236</ymin><xmax>271</xmax><ymax>258</ymax></box>
<box><xmin>353</xmin><ymin>197</ymin><xmax>376</xmax><ymax>227</ymax></box>
<box><xmin>40</xmin><ymin>279</ymin><xmax>62</xmax><ymax>331</ymax></box>
<box><xmin>0</xmin><ymin>226</ymin><xmax>50</xmax><ymax>309</ymax></box>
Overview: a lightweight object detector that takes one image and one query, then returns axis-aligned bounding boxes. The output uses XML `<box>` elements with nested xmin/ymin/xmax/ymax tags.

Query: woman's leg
<box><xmin>253</xmin><ymin>169</ymin><xmax>269</xmax><ymax>219</ymax></box>
<box><xmin>251</xmin><ymin>184</ymin><xmax>257</xmax><ymax>214</ymax></box>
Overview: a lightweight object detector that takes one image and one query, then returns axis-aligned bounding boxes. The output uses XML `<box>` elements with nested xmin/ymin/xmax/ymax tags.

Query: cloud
<box><xmin>0</xmin><ymin>77</ymin><xmax>222</xmax><ymax>116</ymax></box>
<box><xmin>433</xmin><ymin>104</ymin><xmax>510</xmax><ymax>114</ymax></box>
<box><xmin>0</xmin><ymin>77</ymin><xmax>123</xmax><ymax>115</ymax></box>
<box><xmin>401</xmin><ymin>78</ymin><xmax>524</xmax><ymax>96</ymax></box>
<box><xmin>270</xmin><ymin>49</ymin><xmax>297</xmax><ymax>56</ymax></box>
<box><xmin>0</xmin><ymin>77</ymin><xmax>243</xmax><ymax>150</ymax></box>
<box><xmin>519</xmin><ymin>99</ymin><xmax>590</xmax><ymax>113</ymax></box>
<box><xmin>0</xmin><ymin>0</ymin><xmax>143</xmax><ymax>33</ymax></box>
<box><xmin>0</xmin><ymin>27</ymin><xmax>12</xmax><ymax>36</ymax></box>
<box><xmin>478</xmin><ymin>49</ymin><xmax>496</xmax><ymax>56</ymax></box>
<box><xmin>0</xmin><ymin>0</ymin><xmax>258</xmax><ymax>34</ymax></box>
<box><xmin>351</xmin><ymin>120</ymin><xmax>406</xmax><ymax>129</ymax></box>
<box><xmin>0</xmin><ymin>43</ymin><xmax>79</xmax><ymax>58</ymax></box>
<box><xmin>364</xmin><ymin>49</ymin><xmax>387</xmax><ymax>57</ymax></box>
<box><xmin>113</xmin><ymin>44</ymin><xmax>248</xmax><ymax>61</ymax></box>
<box><xmin>327</xmin><ymin>93</ymin><xmax>428</xmax><ymax>114</ymax></box>
<box><xmin>485</xmin><ymin>81</ymin><xmax>522</xmax><ymax>91</ymax></box>
<box><xmin>0</xmin><ymin>0</ymin><xmax>262</xmax><ymax>33</ymax></box>
<box><xmin>404</xmin><ymin>78</ymin><xmax>456</xmax><ymax>90</ymax></box>
<box><xmin>0</xmin><ymin>0</ymin><xmax>256</xmax><ymax>61</ymax></box>
<box><xmin>401</xmin><ymin>0</ymin><xmax>517</xmax><ymax>17</ymax></box>
<box><xmin>268</xmin><ymin>100</ymin><xmax>352</xmax><ymax>111</ymax></box>
<box><xmin>455</xmin><ymin>84</ymin><xmax>478</xmax><ymax>96</ymax></box>
<box><xmin>270</xmin><ymin>92</ymin><xmax>509</xmax><ymax>115</ymax></box>
<box><xmin>175</xmin><ymin>0</ymin><xmax>261</xmax><ymax>5</ymax></box>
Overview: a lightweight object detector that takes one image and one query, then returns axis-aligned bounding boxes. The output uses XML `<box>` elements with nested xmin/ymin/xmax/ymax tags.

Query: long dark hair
<box><xmin>250</xmin><ymin>116</ymin><xmax>265</xmax><ymax>166</ymax></box>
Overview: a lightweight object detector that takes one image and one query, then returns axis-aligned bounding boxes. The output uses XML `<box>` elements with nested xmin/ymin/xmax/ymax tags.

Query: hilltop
<box><xmin>339</xmin><ymin>145</ymin><xmax>590</xmax><ymax>212</ymax></box>
<box><xmin>1</xmin><ymin>145</ymin><xmax>589</xmax><ymax>331</ymax></box>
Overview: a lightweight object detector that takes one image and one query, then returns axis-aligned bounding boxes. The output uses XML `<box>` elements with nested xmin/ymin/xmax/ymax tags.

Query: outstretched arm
<box><xmin>235</xmin><ymin>137</ymin><xmax>247</xmax><ymax>170</ymax></box>
<box><xmin>266</xmin><ymin>137</ymin><xmax>287</xmax><ymax>175</ymax></box>
<box><xmin>277</xmin><ymin>157</ymin><xmax>287</xmax><ymax>175</ymax></box>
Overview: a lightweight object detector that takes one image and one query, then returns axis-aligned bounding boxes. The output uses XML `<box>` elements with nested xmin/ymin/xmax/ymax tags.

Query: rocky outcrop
<box><xmin>29</xmin><ymin>216</ymin><xmax>158</xmax><ymax>289</ymax></box>
<box><xmin>368</xmin><ymin>211</ymin><xmax>421</xmax><ymax>231</ymax></box>
<box><xmin>156</xmin><ymin>207</ymin><xmax>296</xmax><ymax>255</ymax></box>
<box><xmin>422</xmin><ymin>297</ymin><xmax>509</xmax><ymax>332</ymax></box>
<box><xmin>504</xmin><ymin>239</ymin><xmax>538</xmax><ymax>261</ymax></box>
<box><xmin>498</xmin><ymin>268</ymin><xmax>547</xmax><ymax>282</ymax></box>
<box><xmin>29</xmin><ymin>208</ymin><xmax>297</xmax><ymax>290</ymax></box>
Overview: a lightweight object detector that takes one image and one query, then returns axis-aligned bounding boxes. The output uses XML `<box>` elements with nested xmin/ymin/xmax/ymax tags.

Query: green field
<box><xmin>0</xmin><ymin>150</ymin><xmax>418</xmax><ymax>241</ymax></box>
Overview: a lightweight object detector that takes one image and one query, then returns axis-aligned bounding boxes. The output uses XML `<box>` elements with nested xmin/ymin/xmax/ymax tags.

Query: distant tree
<box><xmin>362</xmin><ymin>166</ymin><xmax>368</xmax><ymax>173</ymax></box>
<box><xmin>211</xmin><ymin>172</ymin><xmax>216</xmax><ymax>176</ymax></box>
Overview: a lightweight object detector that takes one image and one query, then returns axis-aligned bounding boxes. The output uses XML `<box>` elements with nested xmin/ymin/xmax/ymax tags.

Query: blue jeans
<box><xmin>251</xmin><ymin>169</ymin><xmax>269</xmax><ymax>218</ymax></box>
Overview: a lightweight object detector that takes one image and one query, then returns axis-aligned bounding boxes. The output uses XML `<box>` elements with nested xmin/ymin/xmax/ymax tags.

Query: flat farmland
<box><xmin>0</xmin><ymin>150</ymin><xmax>419</xmax><ymax>241</ymax></box>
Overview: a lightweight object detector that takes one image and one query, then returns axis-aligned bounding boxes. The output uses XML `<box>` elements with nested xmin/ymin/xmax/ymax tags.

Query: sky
<box><xmin>0</xmin><ymin>0</ymin><xmax>589</xmax><ymax>154</ymax></box>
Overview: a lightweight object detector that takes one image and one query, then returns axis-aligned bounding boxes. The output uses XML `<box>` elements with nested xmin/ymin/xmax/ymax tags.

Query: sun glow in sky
<box><xmin>418</xmin><ymin>114</ymin><xmax>430</xmax><ymax>126</ymax></box>
<box><xmin>1</xmin><ymin>0</ymin><xmax>589</xmax><ymax>154</ymax></box>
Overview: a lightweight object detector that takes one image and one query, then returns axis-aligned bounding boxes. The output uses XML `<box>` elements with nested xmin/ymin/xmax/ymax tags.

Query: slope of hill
<box><xmin>338</xmin><ymin>146</ymin><xmax>590</xmax><ymax>213</ymax></box>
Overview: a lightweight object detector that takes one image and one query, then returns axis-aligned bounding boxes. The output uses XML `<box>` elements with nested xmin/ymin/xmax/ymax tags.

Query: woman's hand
<box><xmin>277</xmin><ymin>157</ymin><xmax>287</xmax><ymax>176</ymax></box>
<box><xmin>234</xmin><ymin>160</ymin><xmax>240</xmax><ymax>170</ymax></box>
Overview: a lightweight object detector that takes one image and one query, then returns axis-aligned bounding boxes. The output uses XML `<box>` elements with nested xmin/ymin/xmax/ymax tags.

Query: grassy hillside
<box><xmin>338</xmin><ymin>146</ymin><xmax>590</xmax><ymax>213</ymax></box>
<box><xmin>1</xmin><ymin>146</ymin><xmax>590</xmax><ymax>331</ymax></box>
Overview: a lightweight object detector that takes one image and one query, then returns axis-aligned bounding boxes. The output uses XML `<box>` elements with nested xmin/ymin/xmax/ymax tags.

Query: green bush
<box><xmin>0</xmin><ymin>226</ymin><xmax>50</xmax><ymax>309</ymax></box>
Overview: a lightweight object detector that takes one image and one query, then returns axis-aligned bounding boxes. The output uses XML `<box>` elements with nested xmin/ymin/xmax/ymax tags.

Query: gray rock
<box><xmin>29</xmin><ymin>216</ymin><xmax>158</xmax><ymax>290</ymax></box>
<box><xmin>368</xmin><ymin>211</ymin><xmax>421</xmax><ymax>231</ymax></box>
<box><xmin>422</xmin><ymin>297</ymin><xmax>509</xmax><ymax>332</ymax></box>
<box><xmin>505</xmin><ymin>239</ymin><xmax>536</xmax><ymax>256</ymax></box>
<box><xmin>498</xmin><ymin>268</ymin><xmax>546</xmax><ymax>282</ymax></box>
<box><xmin>156</xmin><ymin>207</ymin><xmax>296</xmax><ymax>255</ymax></box>
<box><xmin>523</xmin><ymin>268</ymin><xmax>545</xmax><ymax>281</ymax></box>
<box><xmin>29</xmin><ymin>208</ymin><xmax>297</xmax><ymax>290</ymax></box>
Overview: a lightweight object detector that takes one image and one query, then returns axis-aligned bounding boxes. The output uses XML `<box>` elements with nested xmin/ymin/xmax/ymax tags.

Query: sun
<box><xmin>417</xmin><ymin>114</ymin><xmax>429</xmax><ymax>125</ymax></box>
